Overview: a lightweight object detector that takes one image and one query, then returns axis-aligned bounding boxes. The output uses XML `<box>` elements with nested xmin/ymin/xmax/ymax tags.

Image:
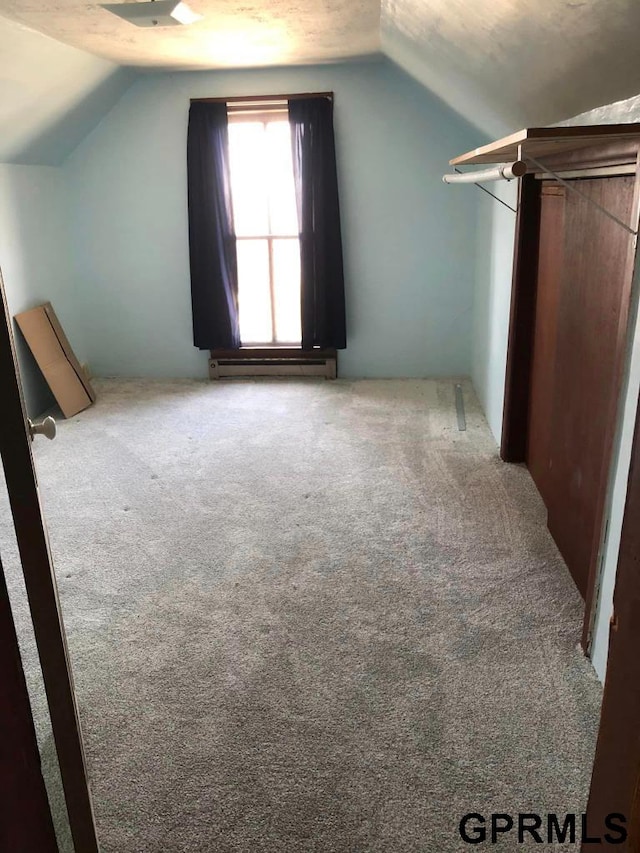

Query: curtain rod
<box><xmin>190</xmin><ymin>92</ymin><xmax>333</xmax><ymax>104</ymax></box>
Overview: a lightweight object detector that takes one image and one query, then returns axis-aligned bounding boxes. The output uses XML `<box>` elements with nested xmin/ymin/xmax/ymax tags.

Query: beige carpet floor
<box><xmin>1</xmin><ymin>378</ymin><xmax>602</xmax><ymax>852</ymax></box>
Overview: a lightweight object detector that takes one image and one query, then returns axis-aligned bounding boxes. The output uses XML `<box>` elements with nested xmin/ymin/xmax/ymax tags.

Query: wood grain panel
<box><xmin>526</xmin><ymin>185</ymin><xmax>564</xmax><ymax>501</ymax></box>
<box><xmin>546</xmin><ymin>176</ymin><xmax>635</xmax><ymax>597</ymax></box>
<box><xmin>450</xmin><ymin>125</ymin><xmax>640</xmax><ymax>166</ymax></box>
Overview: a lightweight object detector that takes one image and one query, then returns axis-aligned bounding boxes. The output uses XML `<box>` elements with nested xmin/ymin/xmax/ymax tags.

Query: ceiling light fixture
<box><xmin>100</xmin><ymin>0</ymin><xmax>202</xmax><ymax>27</ymax></box>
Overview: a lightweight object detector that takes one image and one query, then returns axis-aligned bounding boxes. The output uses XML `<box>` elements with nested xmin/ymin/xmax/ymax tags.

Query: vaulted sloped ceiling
<box><xmin>381</xmin><ymin>0</ymin><xmax>640</xmax><ymax>136</ymax></box>
<box><xmin>0</xmin><ymin>15</ymin><xmax>135</xmax><ymax>164</ymax></box>
<box><xmin>1</xmin><ymin>0</ymin><xmax>640</xmax><ymax>163</ymax></box>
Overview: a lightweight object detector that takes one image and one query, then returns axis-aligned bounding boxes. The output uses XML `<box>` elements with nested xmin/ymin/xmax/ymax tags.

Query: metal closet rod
<box><xmin>441</xmin><ymin>166</ymin><xmax>519</xmax><ymax>213</ymax></box>
<box><xmin>441</xmin><ymin>161</ymin><xmax>526</xmax><ymax>213</ymax></box>
<box><xmin>442</xmin><ymin>160</ymin><xmax>527</xmax><ymax>184</ymax></box>
<box><xmin>442</xmin><ymin>154</ymin><xmax>639</xmax><ymax>233</ymax></box>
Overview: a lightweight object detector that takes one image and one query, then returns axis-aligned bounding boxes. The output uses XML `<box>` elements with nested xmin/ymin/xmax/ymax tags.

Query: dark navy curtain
<box><xmin>187</xmin><ymin>101</ymin><xmax>240</xmax><ymax>350</ymax></box>
<box><xmin>289</xmin><ymin>97</ymin><xmax>346</xmax><ymax>350</ymax></box>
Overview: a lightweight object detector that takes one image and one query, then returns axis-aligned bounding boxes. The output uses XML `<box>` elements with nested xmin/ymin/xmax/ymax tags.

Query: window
<box><xmin>187</xmin><ymin>95</ymin><xmax>345</xmax><ymax>354</ymax></box>
<box><xmin>227</xmin><ymin>111</ymin><xmax>301</xmax><ymax>346</ymax></box>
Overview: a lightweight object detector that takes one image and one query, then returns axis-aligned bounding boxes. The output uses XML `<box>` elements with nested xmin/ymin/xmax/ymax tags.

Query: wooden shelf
<box><xmin>450</xmin><ymin>124</ymin><xmax>640</xmax><ymax>166</ymax></box>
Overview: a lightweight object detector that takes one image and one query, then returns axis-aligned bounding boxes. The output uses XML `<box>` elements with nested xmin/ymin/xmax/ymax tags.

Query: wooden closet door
<box><xmin>0</xmin><ymin>267</ymin><xmax>100</xmax><ymax>851</ymax></box>
<box><xmin>544</xmin><ymin>176</ymin><xmax>635</xmax><ymax>598</ymax></box>
<box><xmin>527</xmin><ymin>185</ymin><xmax>565</xmax><ymax>504</ymax></box>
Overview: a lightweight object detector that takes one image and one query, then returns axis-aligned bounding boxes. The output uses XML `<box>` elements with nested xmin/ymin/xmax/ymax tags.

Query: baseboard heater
<box><xmin>209</xmin><ymin>348</ymin><xmax>337</xmax><ymax>380</ymax></box>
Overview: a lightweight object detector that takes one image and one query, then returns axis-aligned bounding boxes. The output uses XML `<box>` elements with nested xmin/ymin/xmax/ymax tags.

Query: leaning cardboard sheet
<box><xmin>14</xmin><ymin>302</ymin><xmax>96</xmax><ymax>418</ymax></box>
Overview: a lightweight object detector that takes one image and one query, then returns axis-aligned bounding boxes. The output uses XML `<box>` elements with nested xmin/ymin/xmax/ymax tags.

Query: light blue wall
<box><xmin>64</xmin><ymin>59</ymin><xmax>483</xmax><ymax>379</ymax></box>
<box><xmin>0</xmin><ymin>164</ymin><xmax>82</xmax><ymax>416</ymax></box>
<box><xmin>471</xmin><ymin>182</ymin><xmax>517</xmax><ymax>442</ymax></box>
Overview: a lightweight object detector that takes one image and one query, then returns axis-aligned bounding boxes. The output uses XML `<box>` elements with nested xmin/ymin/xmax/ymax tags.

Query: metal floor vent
<box><xmin>454</xmin><ymin>383</ymin><xmax>467</xmax><ymax>431</ymax></box>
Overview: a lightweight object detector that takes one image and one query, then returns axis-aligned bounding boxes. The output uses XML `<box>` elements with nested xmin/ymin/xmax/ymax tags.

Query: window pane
<box><xmin>265</xmin><ymin>121</ymin><xmax>299</xmax><ymax>237</ymax></box>
<box><xmin>237</xmin><ymin>239</ymin><xmax>272</xmax><ymax>343</ymax></box>
<box><xmin>272</xmin><ymin>239</ymin><xmax>301</xmax><ymax>344</ymax></box>
<box><xmin>228</xmin><ymin>122</ymin><xmax>269</xmax><ymax>237</ymax></box>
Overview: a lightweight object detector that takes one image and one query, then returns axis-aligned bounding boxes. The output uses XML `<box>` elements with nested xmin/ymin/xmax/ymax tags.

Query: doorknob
<box><xmin>28</xmin><ymin>416</ymin><xmax>57</xmax><ymax>441</ymax></box>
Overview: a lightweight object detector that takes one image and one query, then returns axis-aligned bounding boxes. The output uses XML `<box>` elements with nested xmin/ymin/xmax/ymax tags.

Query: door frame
<box><xmin>582</xmin><ymin>380</ymin><xmax>640</xmax><ymax>850</ymax></box>
<box><xmin>500</xmin><ymin>140</ymin><xmax>640</xmax><ymax>650</ymax></box>
<box><xmin>0</xmin><ymin>553</ymin><xmax>59</xmax><ymax>851</ymax></box>
<box><xmin>0</xmin><ymin>270</ymin><xmax>100</xmax><ymax>852</ymax></box>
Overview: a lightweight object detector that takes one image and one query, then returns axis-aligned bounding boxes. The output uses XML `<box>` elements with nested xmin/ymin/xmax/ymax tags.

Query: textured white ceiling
<box><xmin>0</xmin><ymin>0</ymin><xmax>381</xmax><ymax>69</ymax></box>
<box><xmin>1</xmin><ymin>0</ymin><xmax>640</xmax><ymax>164</ymax></box>
<box><xmin>381</xmin><ymin>0</ymin><xmax>640</xmax><ymax>135</ymax></box>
